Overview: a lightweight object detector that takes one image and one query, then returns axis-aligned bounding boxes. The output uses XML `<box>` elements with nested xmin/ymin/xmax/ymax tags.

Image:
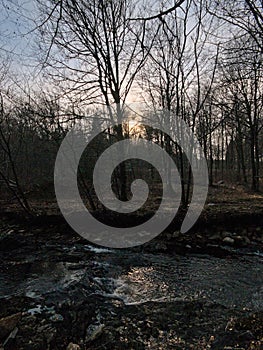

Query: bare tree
<box><xmin>220</xmin><ymin>51</ymin><xmax>263</xmax><ymax>191</ymax></box>
<box><xmin>0</xmin><ymin>91</ymin><xmax>33</xmax><ymax>214</ymax></box>
<box><xmin>140</xmin><ymin>0</ymin><xmax>219</xmax><ymax>204</ymax></box>
<box><xmin>208</xmin><ymin>0</ymin><xmax>263</xmax><ymax>52</ymax></box>
<box><xmin>36</xmin><ymin>0</ymin><xmax>163</xmax><ymax>200</ymax></box>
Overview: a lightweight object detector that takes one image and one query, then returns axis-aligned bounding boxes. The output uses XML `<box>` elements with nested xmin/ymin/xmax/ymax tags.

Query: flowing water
<box><xmin>1</xmin><ymin>243</ymin><xmax>262</xmax><ymax>312</ymax></box>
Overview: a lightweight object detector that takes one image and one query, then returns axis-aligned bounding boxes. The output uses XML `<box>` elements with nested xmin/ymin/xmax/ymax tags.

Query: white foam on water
<box><xmin>27</xmin><ymin>304</ymin><xmax>55</xmax><ymax>315</ymax></box>
<box><xmin>25</xmin><ymin>291</ymin><xmax>40</xmax><ymax>299</ymax></box>
<box><xmin>84</xmin><ymin>245</ymin><xmax>114</xmax><ymax>254</ymax></box>
<box><xmin>101</xmin><ymin>276</ymin><xmax>187</xmax><ymax>305</ymax></box>
<box><xmin>62</xmin><ymin>266</ymin><xmax>86</xmax><ymax>287</ymax></box>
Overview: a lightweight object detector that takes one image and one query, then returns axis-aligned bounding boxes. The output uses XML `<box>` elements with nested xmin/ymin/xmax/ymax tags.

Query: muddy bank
<box><xmin>0</xmin><ymin>204</ymin><xmax>263</xmax><ymax>246</ymax></box>
<box><xmin>0</xmin><ymin>208</ymin><xmax>262</xmax><ymax>257</ymax></box>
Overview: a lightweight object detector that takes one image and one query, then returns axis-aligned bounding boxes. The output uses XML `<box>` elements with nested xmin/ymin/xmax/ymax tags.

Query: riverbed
<box><xmin>0</xmin><ymin>215</ymin><xmax>262</xmax><ymax>349</ymax></box>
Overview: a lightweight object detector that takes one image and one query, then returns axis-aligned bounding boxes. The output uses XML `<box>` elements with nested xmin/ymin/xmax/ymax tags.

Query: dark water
<box><xmin>1</xmin><ymin>243</ymin><xmax>262</xmax><ymax>312</ymax></box>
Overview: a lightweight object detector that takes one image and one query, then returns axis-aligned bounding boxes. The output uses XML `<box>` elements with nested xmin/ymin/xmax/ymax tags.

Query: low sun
<box><xmin>128</xmin><ymin>120</ymin><xmax>142</xmax><ymax>134</ymax></box>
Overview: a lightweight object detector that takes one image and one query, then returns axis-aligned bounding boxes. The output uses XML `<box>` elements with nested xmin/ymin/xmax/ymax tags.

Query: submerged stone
<box><xmin>222</xmin><ymin>237</ymin><xmax>235</xmax><ymax>245</ymax></box>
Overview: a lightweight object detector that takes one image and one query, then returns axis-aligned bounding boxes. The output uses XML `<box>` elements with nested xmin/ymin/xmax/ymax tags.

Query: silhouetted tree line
<box><xmin>0</xmin><ymin>0</ymin><xmax>262</xmax><ymax>213</ymax></box>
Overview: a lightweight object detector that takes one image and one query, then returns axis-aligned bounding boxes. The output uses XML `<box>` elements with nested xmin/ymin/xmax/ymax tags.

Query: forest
<box><xmin>0</xmin><ymin>0</ymin><xmax>262</xmax><ymax>349</ymax></box>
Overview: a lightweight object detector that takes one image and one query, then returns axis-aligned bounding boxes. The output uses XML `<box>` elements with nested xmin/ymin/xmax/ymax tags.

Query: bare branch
<box><xmin>130</xmin><ymin>0</ymin><xmax>186</xmax><ymax>21</ymax></box>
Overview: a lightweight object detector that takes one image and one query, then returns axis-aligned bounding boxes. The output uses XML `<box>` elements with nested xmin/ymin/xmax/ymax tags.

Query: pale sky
<box><xmin>0</xmin><ymin>0</ymin><xmax>223</xmax><ymax>109</ymax></box>
<box><xmin>0</xmin><ymin>0</ymin><xmax>39</xmax><ymax>72</ymax></box>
